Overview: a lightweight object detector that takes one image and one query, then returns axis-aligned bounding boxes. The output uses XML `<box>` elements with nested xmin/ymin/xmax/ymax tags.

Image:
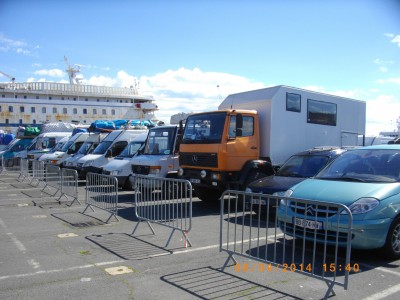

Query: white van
<box><xmin>64</xmin><ymin>132</ymin><xmax>108</xmax><ymax>170</ymax></box>
<box><xmin>23</xmin><ymin>132</ymin><xmax>72</xmax><ymax>160</ymax></box>
<box><xmin>76</xmin><ymin>129</ymin><xmax>148</xmax><ymax>179</ymax></box>
<box><xmin>129</xmin><ymin>125</ymin><xmax>181</xmax><ymax>187</ymax></box>
<box><xmin>39</xmin><ymin>132</ymin><xmax>90</xmax><ymax>166</ymax></box>
<box><xmin>102</xmin><ymin>132</ymin><xmax>148</xmax><ymax>190</ymax></box>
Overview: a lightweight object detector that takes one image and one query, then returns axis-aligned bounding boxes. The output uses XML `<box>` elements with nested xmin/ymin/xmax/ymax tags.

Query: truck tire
<box><xmin>195</xmin><ymin>186</ymin><xmax>222</xmax><ymax>202</ymax></box>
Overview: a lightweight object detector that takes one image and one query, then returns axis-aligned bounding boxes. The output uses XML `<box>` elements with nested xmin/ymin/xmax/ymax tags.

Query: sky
<box><xmin>0</xmin><ymin>0</ymin><xmax>400</xmax><ymax>136</ymax></box>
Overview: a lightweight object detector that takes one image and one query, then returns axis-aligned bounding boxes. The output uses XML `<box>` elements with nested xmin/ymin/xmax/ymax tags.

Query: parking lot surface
<box><xmin>1</xmin><ymin>172</ymin><xmax>400</xmax><ymax>300</ymax></box>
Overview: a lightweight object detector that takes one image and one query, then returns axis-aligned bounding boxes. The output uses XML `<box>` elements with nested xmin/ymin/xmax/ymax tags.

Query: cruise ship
<box><xmin>0</xmin><ymin>58</ymin><xmax>158</xmax><ymax>133</ymax></box>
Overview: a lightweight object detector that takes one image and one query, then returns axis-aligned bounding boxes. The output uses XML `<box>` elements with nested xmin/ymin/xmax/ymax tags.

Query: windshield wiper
<box><xmin>320</xmin><ymin>176</ymin><xmax>366</xmax><ymax>182</ymax></box>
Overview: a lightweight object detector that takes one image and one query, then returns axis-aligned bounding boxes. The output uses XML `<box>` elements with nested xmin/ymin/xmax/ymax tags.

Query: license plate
<box><xmin>294</xmin><ymin>217</ymin><xmax>323</xmax><ymax>230</ymax></box>
<box><xmin>190</xmin><ymin>178</ymin><xmax>200</xmax><ymax>184</ymax></box>
<box><xmin>251</xmin><ymin>199</ymin><xmax>266</xmax><ymax>205</ymax></box>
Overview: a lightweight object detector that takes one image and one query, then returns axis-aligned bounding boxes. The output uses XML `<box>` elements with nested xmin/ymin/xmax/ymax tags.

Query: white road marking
<box><xmin>362</xmin><ymin>283</ymin><xmax>400</xmax><ymax>300</ymax></box>
<box><xmin>6</xmin><ymin>232</ymin><xmax>27</xmax><ymax>253</ymax></box>
<box><xmin>0</xmin><ymin>260</ymin><xmax>125</xmax><ymax>281</ymax></box>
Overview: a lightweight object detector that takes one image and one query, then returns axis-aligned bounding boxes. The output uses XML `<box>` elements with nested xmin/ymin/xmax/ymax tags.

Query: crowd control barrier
<box><xmin>42</xmin><ymin>164</ymin><xmax>61</xmax><ymax>196</ymax></box>
<box><xmin>220</xmin><ymin>190</ymin><xmax>353</xmax><ymax>300</ymax></box>
<box><xmin>132</xmin><ymin>175</ymin><xmax>193</xmax><ymax>248</ymax></box>
<box><xmin>59</xmin><ymin>168</ymin><xmax>80</xmax><ymax>205</ymax></box>
<box><xmin>83</xmin><ymin>172</ymin><xmax>119</xmax><ymax>223</ymax></box>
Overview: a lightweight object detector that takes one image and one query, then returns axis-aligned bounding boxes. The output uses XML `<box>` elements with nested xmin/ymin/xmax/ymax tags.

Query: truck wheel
<box><xmin>195</xmin><ymin>186</ymin><xmax>222</xmax><ymax>202</ymax></box>
<box><xmin>382</xmin><ymin>216</ymin><xmax>400</xmax><ymax>259</ymax></box>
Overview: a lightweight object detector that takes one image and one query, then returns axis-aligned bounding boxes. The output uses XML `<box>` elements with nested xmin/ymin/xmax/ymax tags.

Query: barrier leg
<box><xmin>221</xmin><ymin>253</ymin><xmax>237</xmax><ymax>272</ymax></box>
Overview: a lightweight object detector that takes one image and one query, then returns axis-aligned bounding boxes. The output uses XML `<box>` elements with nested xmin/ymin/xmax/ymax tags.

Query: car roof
<box><xmin>292</xmin><ymin>146</ymin><xmax>346</xmax><ymax>157</ymax></box>
<box><xmin>347</xmin><ymin>144</ymin><xmax>400</xmax><ymax>151</ymax></box>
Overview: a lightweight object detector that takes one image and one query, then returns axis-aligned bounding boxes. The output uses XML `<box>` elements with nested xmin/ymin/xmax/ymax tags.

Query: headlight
<box><xmin>149</xmin><ymin>166</ymin><xmax>161</xmax><ymax>174</ymax></box>
<box><xmin>272</xmin><ymin>191</ymin><xmax>286</xmax><ymax>197</ymax></box>
<box><xmin>345</xmin><ymin>197</ymin><xmax>379</xmax><ymax>215</ymax></box>
<box><xmin>84</xmin><ymin>160</ymin><xmax>93</xmax><ymax>167</ymax></box>
<box><xmin>283</xmin><ymin>189</ymin><xmax>293</xmax><ymax>197</ymax></box>
<box><xmin>245</xmin><ymin>187</ymin><xmax>252</xmax><ymax>193</ymax></box>
<box><xmin>110</xmin><ymin>170</ymin><xmax>120</xmax><ymax>176</ymax></box>
<box><xmin>178</xmin><ymin>168</ymin><xmax>184</xmax><ymax>176</ymax></box>
<box><xmin>200</xmin><ymin>170</ymin><xmax>207</xmax><ymax>179</ymax></box>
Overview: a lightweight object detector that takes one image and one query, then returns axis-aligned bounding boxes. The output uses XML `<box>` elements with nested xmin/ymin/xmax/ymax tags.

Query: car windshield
<box><xmin>278</xmin><ymin>155</ymin><xmax>330</xmax><ymax>178</ymax></box>
<box><xmin>92</xmin><ymin>141</ymin><xmax>112</xmax><ymax>155</ymax></box>
<box><xmin>118</xmin><ymin>141</ymin><xmax>144</xmax><ymax>158</ymax></box>
<box><xmin>182</xmin><ymin>112</ymin><xmax>226</xmax><ymax>144</ymax></box>
<box><xmin>316</xmin><ymin>148</ymin><xmax>400</xmax><ymax>183</ymax></box>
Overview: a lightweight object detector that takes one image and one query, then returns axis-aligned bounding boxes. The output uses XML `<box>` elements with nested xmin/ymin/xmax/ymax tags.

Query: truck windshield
<box><xmin>144</xmin><ymin>127</ymin><xmax>177</xmax><ymax>155</ymax></box>
<box><xmin>182</xmin><ymin>112</ymin><xmax>226</xmax><ymax>144</ymax></box>
<box><xmin>77</xmin><ymin>142</ymin><xmax>93</xmax><ymax>155</ymax></box>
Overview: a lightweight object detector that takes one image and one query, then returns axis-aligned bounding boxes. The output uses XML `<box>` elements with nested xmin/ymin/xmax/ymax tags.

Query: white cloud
<box><xmin>34</xmin><ymin>68</ymin><xmax>64</xmax><ymax>77</ymax></box>
<box><xmin>391</xmin><ymin>35</ymin><xmax>400</xmax><ymax>47</ymax></box>
<box><xmin>0</xmin><ymin>34</ymin><xmax>31</xmax><ymax>55</ymax></box>
<box><xmin>376</xmin><ymin>78</ymin><xmax>400</xmax><ymax>85</ymax></box>
<box><xmin>137</xmin><ymin>67</ymin><xmax>265</xmax><ymax>124</ymax></box>
<box><xmin>74</xmin><ymin>67</ymin><xmax>399</xmax><ymax>136</ymax></box>
<box><xmin>364</xmin><ymin>94</ymin><xmax>400</xmax><ymax>135</ymax></box>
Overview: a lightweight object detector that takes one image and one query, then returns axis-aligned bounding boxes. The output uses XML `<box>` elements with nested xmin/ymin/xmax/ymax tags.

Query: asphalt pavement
<box><xmin>0</xmin><ymin>171</ymin><xmax>400</xmax><ymax>300</ymax></box>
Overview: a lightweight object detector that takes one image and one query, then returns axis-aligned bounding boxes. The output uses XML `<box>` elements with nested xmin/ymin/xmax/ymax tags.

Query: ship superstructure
<box><xmin>0</xmin><ymin>58</ymin><xmax>158</xmax><ymax>133</ymax></box>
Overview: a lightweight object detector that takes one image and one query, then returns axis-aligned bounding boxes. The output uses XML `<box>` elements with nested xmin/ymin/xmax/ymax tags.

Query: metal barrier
<box><xmin>30</xmin><ymin>160</ymin><xmax>45</xmax><ymax>186</ymax></box>
<box><xmin>42</xmin><ymin>164</ymin><xmax>61</xmax><ymax>196</ymax></box>
<box><xmin>83</xmin><ymin>172</ymin><xmax>119</xmax><ymax>223</ymax></box>
<box><xmin>18</xmin><ymin>158</ymin><xmax>31</xmax><ymax>182</ymax></box>
<box><xmin>132</xmin><ymin>175</ymin><xmax>193</xmax><ymax>248</ymax></box>
<box><xmin>0</xmin><ymin>157</ymin><xmax>22</xmax><ymax>175</ymax></box>
<box><xmin>59</xmin><ymin>168</ymin><xmax>80</xmax><ymax>205</ymax></box>
<box><xmin>220</xmin><ymin>190</ymin><xmax>353</xmax><ymax>300</ymax></box>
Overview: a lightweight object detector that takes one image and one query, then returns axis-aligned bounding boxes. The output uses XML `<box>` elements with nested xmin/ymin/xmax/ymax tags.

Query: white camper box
<box><xmin>77</xmin><ymin>129</ymin><xmax>148</xmax><ymax>178</ymax></box>
<box><xmin>102</xmin><ymin>132</ymin><xmax>148</xmax><ymax>190</ymax></box>
<box><xmin>39</xmin><ymin>132</ymin><xmax>90</xmax><ymax>166</ymax></box>
<box><xmin>64</xmin><ymin>132</ymin><xmax>108</xmax><ymax>170</ymax></box>
<box><xmin>218</xmin><ymin>85</ymin><xmax>366</xmax><ymax>166</ymax></box>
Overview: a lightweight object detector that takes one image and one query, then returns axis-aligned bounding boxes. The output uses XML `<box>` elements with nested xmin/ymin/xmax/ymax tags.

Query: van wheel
<box><xmin>123</xmin><ymin>177</ymin><xmax>133</xmax><ymax>191</ymax></box>
<box><xmin>382</xmin><ymin>216</ymin><xmax>400</xmax><ymax>259</ymax></box>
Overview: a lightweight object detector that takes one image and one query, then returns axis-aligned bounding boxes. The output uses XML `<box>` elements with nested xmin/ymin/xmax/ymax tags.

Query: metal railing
<box><xmin>220</xmin><ymin>190</ymin><xmax>353</xmax><ymax>300</ymax></box>
<box><xmin>83</xmin><ymin>172</ymin><xmax>119</xmax><ymax>223</ymax></box>
<box><xmin>42</xmin><ymin>164</ymin><xmax>61</xmax><ymax>196</ymax></box>
<box><xmin>132</xmin><ymin>175</ymin><xmax>193</xmax><ymax>248</ymax></box>
<box><xmin>59</xmin><ymin>168</ymin><xmax>80</xmax><ymax>205</ymax></box>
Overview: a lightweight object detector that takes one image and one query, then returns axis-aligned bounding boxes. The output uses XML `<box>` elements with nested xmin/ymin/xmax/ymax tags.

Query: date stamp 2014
<box><xmin>234</xmin><ymin>262</ymin><xmax>360</xmax><ymax>273</ymax></box>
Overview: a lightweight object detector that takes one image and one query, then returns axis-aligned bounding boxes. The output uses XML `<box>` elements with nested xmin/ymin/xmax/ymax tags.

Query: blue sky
<box><xmin>1</xmin><ymin>0</ymin><xmax>400</xmax><ymax>135</ymax></box>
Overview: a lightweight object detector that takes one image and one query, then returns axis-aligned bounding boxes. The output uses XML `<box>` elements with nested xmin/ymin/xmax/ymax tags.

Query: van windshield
<box><xmin>182</xmin><ymin>112</ymin><xmax>226</xmax><ymax>144</ymax></box>
<box><xmin>144</xmin><ymin>127</ymin><xmax>176</xmax><ymax>155</ymax></box>
<box><xmin>92</xmin><ymin>141</ymin><xmax>112</xmax><ymax>155</ymax></box>
<box><xmin>118</xmin><ymin>141</ymin><xmax>145</xmax><ymax>158</ymax></box>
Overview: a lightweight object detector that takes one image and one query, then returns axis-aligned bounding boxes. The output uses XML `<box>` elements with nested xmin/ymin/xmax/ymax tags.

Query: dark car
<box><xmin>245</xmin><ymin>147</ymin><xmax>347</xmax><ymax>213</ymax></box>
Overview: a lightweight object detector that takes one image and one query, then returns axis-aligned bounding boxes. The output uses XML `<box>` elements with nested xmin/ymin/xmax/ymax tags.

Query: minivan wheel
<box><xmin>382</xmin><ymin>216</ymin><xmax>400</xmax><ymax>259</ymax></box>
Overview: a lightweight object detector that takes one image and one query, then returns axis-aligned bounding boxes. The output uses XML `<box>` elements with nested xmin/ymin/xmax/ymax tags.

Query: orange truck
<box><xmin>177</xmin><ymin>85</ymin><xmax>366</xmax><ymax>202</ymax></box>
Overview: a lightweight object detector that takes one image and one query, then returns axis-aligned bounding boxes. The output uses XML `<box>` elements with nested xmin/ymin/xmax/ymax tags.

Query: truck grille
<box><xmin>179</xmin><ymin>153</ymin><xmax>218</xmax><ymax>168</ymax></box>
<box><xmin>132</xmin><ymin>165</ymin><xmax>150</xmax><ymax>175</ymax></box>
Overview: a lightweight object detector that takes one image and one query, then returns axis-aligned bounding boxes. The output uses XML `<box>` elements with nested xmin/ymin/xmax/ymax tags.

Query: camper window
<box><xmin>286</xmin><ymin>93</ymin><xmax>301</xmax><ymax>112</ymax></box>
<box><xmin>307</xmin><ymin>99</ymin><xmax>337</xmax><ymax>126</ymax></box>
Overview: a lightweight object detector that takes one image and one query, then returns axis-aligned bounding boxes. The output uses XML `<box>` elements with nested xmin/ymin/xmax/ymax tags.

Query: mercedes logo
<box><xmin>192</xmin><ymin>155</ymin><xmax>198</xmax><ymax>164</ymax></box>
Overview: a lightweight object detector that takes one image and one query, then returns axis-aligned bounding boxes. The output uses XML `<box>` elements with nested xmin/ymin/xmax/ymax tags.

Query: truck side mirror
<box><xmin>236</xmin><ymin>114</ymin><xmax>243</xmax><ymax>137</ymax></box>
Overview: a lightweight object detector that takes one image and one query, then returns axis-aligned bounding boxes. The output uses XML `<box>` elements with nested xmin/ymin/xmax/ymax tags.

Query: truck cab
<box><xmin>178</xmin><ymin>110</ymin><xmax>274</xmax><ymax>201</ymax></box>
